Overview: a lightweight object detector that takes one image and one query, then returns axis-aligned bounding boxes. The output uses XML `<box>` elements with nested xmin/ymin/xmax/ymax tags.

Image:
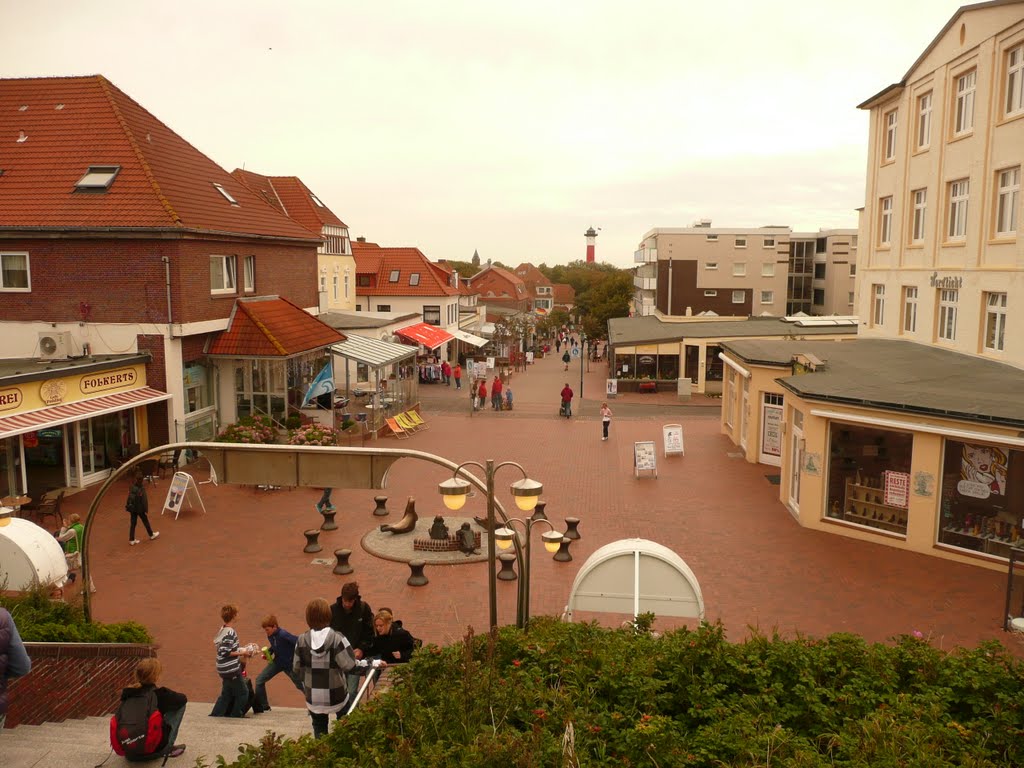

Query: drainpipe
<box><xmin>162</xmin><ymin>256</ymin><xmax>174</xmax><ymax>338</ymax></box>
<box><xmin>666</xmin><ymin>257</ymin><xmax>673</xmax><ymax>315</ymax></box>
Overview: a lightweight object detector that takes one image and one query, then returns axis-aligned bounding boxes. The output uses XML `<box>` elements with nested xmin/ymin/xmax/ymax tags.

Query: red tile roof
<box><xmin>0</xmin><ymin>75</ymin><xmax>319</xmax><ymax>241</ymax></box>
<box><xmin>553</xmin><ymin>283</ymin><xmax>576</xmax><ymax>305</ymax></box>
<box><xmin>513</xmin><ymin>263</ymin><xmax>552</xmax><ymax>287</ymax></box>
<box><xmin>351</xmin><ymin>241</ymin><xmax>458</xmax><ymax>297</ymax></box>
<box><xmin>469</xmin><ymin>266</ymin><xmax>527</xmax><ymax>299</ymax></box>
<box><xmin>206</xmin><ymin>296</ymin><xmax>345</xmax><ymax>357</ymax></box>
<box><xmin>230</xmin><ymin>170</ymin><xmax>347</xmax><ymax>232</ymax></box>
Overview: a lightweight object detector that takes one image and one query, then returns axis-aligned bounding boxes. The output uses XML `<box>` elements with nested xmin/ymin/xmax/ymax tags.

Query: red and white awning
<box><xmin>0</xmin><ymin>387</ymin><xmax>171</xmax><ymax>439</ymax></box>
<box><xmin>395</xmin><ymin>322</ymin><xmax>454</xmax><ymax>350</ymax></box>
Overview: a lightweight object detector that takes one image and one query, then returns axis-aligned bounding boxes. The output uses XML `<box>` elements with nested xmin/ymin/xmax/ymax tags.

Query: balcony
<box><xmin>634</xmin><ymin>276</ymin><xmax>656</xmax><ymax>290</ymax></box>
<box><xmin>634</xmin><ymin>248</ymin><xmax>657</xmax><ymax>263</ymax></box>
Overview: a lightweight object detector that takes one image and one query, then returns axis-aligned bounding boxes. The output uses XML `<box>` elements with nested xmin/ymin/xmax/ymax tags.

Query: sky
<box><xmin>3</xmin><ymin>0</ymin><xmax>971</xmax><ymax>267</ymax></box>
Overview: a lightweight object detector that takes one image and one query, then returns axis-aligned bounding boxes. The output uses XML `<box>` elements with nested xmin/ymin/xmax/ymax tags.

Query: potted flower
<box><xmin>287</xmin><ymin>422</ymin><xmax>342</xmax><ymax>447</ymax></box>
<box><xmin>215</xmin><ymin>415</ymin><xmax>278</xmax><ymax>444</ymax></box>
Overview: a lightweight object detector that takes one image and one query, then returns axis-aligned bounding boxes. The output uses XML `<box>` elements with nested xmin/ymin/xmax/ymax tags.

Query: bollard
<box><xmin>407</xmin><ymin>559</ymin><xmax>428</xmax><ymax>586</ymax></box>
<box><xmin>553</xmin><ymin>536</ymin><xmax>573</xmax><ymax>562</ymax></box>
<box><xmin>496</xmin><ymin>552</ymin><xmax>518</xmax><ymax>581</ymax></box>
<box><xmin>532</xmin><ymin>500</ymin><xmax>548</xmax><ymax>521</ymax></box>
<box><xmin>373</xmin><ymin>495</ymin><xmax>389</xmax><ymax>517</ymax></box>
<box><xmin>320</xmin><ymin>508</ymin><xmax>338</xmax><ymax>531</ymax></box>
<box><xmin>563</xmin><ymin>517</ymin><xmax>581</xmax><ymax>540</ymax></box>
<box><xmin>333</xmin><ymin>548</ymin><xmax>353</xmax><ymax>575</ymax></box>
<box><xmin>303</xmin><ymin>529</ymin><xmax>322</xmax><ymax>554</ymax></box>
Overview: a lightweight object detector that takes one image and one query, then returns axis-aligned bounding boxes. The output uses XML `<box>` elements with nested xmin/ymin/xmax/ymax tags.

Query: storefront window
<box><xmin>636</xmin><ymin>354</ymin><xmax>657</xmax><ymax>379</ymax></box>
<box><xmin>937</xmin><ymin>441</ymin><xmax>1022</xmax><ymax>558</ymax></box>
<box><xmin>183</xmin><ymin>364</ymin><xmax>211</xmax><ymax>414</ymax></box>
<box><xmin>705</xmin><ymin>346</ymin><xmax>724</xmax><ymax>381</ymax></box>
<box><xmin>658</xmin><ymin>354</ymin><xmax>680</xmax><ymax>380</ymax></box>
<box><xmin>826</xmin><ymin>424</ymin><xmax>912</xmax><ymax>535</ymax></box>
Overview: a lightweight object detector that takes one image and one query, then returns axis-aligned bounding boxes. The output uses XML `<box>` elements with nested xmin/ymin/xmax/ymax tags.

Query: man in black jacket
<box><xmin>329</xmin><ymin>582</ymin><xmax>374</xmax><ymax>703</ymax></box>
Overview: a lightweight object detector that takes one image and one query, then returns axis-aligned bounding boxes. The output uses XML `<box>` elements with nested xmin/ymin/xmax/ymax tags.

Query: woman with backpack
<box><xmin>112</xmin><ymin>658</ymin><xmax>187</xmax><ymax>760</ymax></box>
<box><xmin>125</xmin><ymin>470</ymin><xmax>159</xmax><ymax>546</ymax></box>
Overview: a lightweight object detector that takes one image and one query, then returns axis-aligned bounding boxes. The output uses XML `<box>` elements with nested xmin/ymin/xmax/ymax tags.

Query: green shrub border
<box><xmin>1</xmin><ymin>586</ymin><xmax>151</xmax><ymax>644</ymax></box>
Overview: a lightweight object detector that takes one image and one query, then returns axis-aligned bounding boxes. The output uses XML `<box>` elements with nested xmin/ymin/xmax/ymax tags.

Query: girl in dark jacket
<box><xmin>366</xmin><ymin>609</ymin><xmax>416</xmax><ymax>664</ymax></box>
<box><xmin>118</xmin><ymin>658</ymin><xmax>187</xmax><ymax>758</ymax></box>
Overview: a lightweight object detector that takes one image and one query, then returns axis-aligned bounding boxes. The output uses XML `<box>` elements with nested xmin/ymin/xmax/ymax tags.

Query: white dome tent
<box><xmin>563</xmin><ymin>538</ymin><xmax>704</xmax><ymax>623</ymax></box>
<box><xmin>0</xmin><ymin>513</ymin><xmax>69</xmax><ymax>591</ymax></box>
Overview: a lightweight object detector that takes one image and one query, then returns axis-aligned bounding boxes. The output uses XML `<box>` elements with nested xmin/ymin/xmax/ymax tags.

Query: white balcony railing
<box><xmin>633</xmin><ymin>276</ymin><xmax>656</xmax><ymax>290</ymax></box>
<box><xmin>633</xmin><ymin>248</ymin><xmax>657</xmax><ymax>263</ymax></box>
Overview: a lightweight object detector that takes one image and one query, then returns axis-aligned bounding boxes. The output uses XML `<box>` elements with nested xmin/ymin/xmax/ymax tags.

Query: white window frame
<box><xmin>954</xmin><ymin>69</ymin><xmax>976</xmax><ymax>136</ymax></box>
<box><xmin>761</xmin><ymin>263</ymin><xmax>775</xmax><ymax>277</ymax></box>
<box><xmin>705</xmin><ymin>262</ymin><xmax>718</xmax><ymax>270</ymax></box>
<box><xmin>872</xmin><ymin>284</ymin><xmax>885</xmax><ymax>326</ymax></box>
<box><xmin>212</xmin><ymin>182</ymin><xmax>239</xmax><ymax>206</ymax></box>
<box><xmin>948</xmin><ymin>179</ymin><xmax>969</xmax><ymax>240</ymax></box>
<box><xmin>911</xmin><ymin>188</ymin><xmax>927</xmax><ymax>243</ymax></box>
<box><xmin>879</xmin><ymin>196</ymin><xmax>893</xmax><ymax>245</ymax></box>
<box><xmin>731</xmin><ymin>290</ymin><xmax>745</xmax><ymax>304</ymax></box>
<box><xmin>763</xmin><ymin>237</ymin><xmax>775</xmax><ymax>248</ymax></box>
<box><xmin>848</xmin><ymin>291</ymin><xmax>855</xmax><ymax>306</ymax></box>
<box><xmin>760</xmin><ymin>290</ymin><xmax>774</xmax><ymax>304</ymax></box>
<box><xmin>319</xmin><ymin>275</ymin><xmax>327</xmax><ymax>293</ymax></box>
<box><xmin>344</xmin><ymin>274</ymin><xmax>350</xmax><ymax>299</ymax></box>
<box><xmin>1006</xmin><ymin>44</ymin><xmax>1024</xmax><ymax>117</ymax></box>
<box><xmin>917</xmin><ymin>91</ymin><xmax>932</xmax><ymax>149</ymax></box>
<box><xmin>984</xmin><ymin>292</ymin><xmax>1008</xmax><ymax>352</ymax></box>
<box><xmin>409</xmin><ymin>273</ymin><xmax>421</xmax><ymax>286</ymax></box>
<box><xmin>705</xmin><ymin>234</ymin><xmax>718</xmax><ymax>242</ymax></box>
<box><xmin>210</xmin><ymin>255</ymin><xmax>237</xmax><ymax>294</ymax></box>
<box><xmin>938</xmin><ymin>288</ymin><xmax>958</xmax><ymax>341</ymax></box>
<box><xmin>732</xmin><ymin>262</ymin><xmax>746</xmax><ymax>277</ymax></box>
<box><xmin>883</xmin><ymin>109</ymin><xmax>898</xmax><ymax>161</ymax></box>
<box><xmin>389</xmin><ymin>269</ymin><xmax>400</xmax><ymax>283</ymax></box>
<box><xmin>243</xmin><ymin>255</ymin><xmax>255</xmax><ymax>292</ymax></box>
<box><xmin>849</xmin><ymin>263</ymin><xmax>857</xmax><ymax>276</ymax></box>
<box><xmin>423</xmin><ymin>305</ymin><xmax>441</xmax><ymax>325</ymax></box>
<box><xmin>995</xmin><ymin>167</ymin><xmax>1019</xmax><ymax>236</ymax></box>
<box><xmin>902</xmin><ymin>286</ymin><xmax>918</xmax><ymax>333</ymax></box>
<box><xmin>703</xmin><ymin>290</ymin><xmax>718</xmax><ymax>297</ymax></box>
<box><xmin>0</xmin><ymin>252</ymin><xmax>31</xmax><ymax>292</ymax></box>
<box><xmin>333</xmin><ymin>275</ymin><xmax>339</xmax><ymax>301</ymax></box>
<box><xmin>735</xmin><ymin>237</ymin><xmax>747</xmax><ymax>248</ymax></box>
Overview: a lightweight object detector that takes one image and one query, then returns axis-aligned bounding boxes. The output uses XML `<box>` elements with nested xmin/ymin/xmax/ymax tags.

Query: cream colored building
<box><xmin>719</xmin><ymin>1</ymin><xmax>1024</xmax><ymax>573</ymax></box>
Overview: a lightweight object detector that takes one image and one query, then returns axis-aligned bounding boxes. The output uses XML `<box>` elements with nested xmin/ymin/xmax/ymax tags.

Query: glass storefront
<box><xmin>937</xmin><ymin>440</ymin><xmax>1023</xmax><ymax>558</ymax></box>
<box><xmin>825</xmin><ymin>424</ymin><xmax>913</xmax><ymax>535</ymax></box>
<box><xmin>613</xmin><ymin>352</ymin><xmax>680</xmax><ymax>380</ymax></box>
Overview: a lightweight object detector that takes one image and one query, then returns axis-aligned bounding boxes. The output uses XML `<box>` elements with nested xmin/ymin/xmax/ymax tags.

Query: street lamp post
<box><xmin>439</xmin><ymin>462</ymin><xmax>543</xmax><ymax>630</ymax></box>
<box><xmin>494</xmin><ymin>514</ymin><xmax>563</xmax><ymax>628</ymax></box>
<box><xmin>579</xmin><ymin>333</ymin><xmax>586</xmax><ymax>403</ymax></box>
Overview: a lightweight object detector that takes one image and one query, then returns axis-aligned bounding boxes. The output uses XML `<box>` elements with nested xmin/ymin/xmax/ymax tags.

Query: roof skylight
<box><xmin>409</xmin><ymin>273</ymin><xmax>420</xmax><ymax>286</ymax></box>
<box><xmin>310</xmin><ymin>192</ymin><xmax>325</xmax><ymax>207</ymax></box>
<box><xmin>389</xmin><ymin>270</ymin><xmax>400</xmax><ymax>283</ymax></box>
<box><xmin>213</xmin><ymin>182</ymin><xmax>240</xmax><ymax>206</ymax></box>
<box><xmin>75</xmin><ymin>165</ymin><xmax>120</xmax><ymax>192</ymax></box>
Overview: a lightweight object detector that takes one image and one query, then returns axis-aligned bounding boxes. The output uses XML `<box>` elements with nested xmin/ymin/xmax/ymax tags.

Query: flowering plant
<box><xmin>288</xmin><ymin>422</ymin><xmax>342</xmax><ymax>447</ymax></box>
<box><xmin>215</xmin><ymin>415</ymin><xmax>278</xmax><ymax>444</ymax></box>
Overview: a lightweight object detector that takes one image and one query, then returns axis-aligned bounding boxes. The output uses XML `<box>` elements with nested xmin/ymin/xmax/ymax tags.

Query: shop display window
<box><xmin>937</xmin><ymin>441</ymin><xmax>1022</xmax><ymax>559</ymax></box>
<box><xmin>826</xmin><ymin>425</ymin><xmax>912</xmax><ymax>535</ymax></box>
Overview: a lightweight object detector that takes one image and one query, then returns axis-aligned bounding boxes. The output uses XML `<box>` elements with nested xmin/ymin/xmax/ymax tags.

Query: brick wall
<box><xmin>5</xmin><ymin>643</ymin><xmax>157</xmax><ymax>728</ymax></box>
<box><xmin>137</xmin><ymin>334</ymin><xmax>170</xmax><ymax>445</ymax></box>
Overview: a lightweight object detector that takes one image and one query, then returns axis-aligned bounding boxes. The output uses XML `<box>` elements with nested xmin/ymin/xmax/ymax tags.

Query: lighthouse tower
<box><xmin>584</xmin><ymin>226</ymin><xmax>598</xmax><ymax>263</ymax></box>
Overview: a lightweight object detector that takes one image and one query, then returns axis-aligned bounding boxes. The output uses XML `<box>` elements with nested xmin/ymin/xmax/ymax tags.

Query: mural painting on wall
<box><xmin>958</xmin><ymin>443</ymin><xmax>1008</xmax><ymax>499</ymax></box>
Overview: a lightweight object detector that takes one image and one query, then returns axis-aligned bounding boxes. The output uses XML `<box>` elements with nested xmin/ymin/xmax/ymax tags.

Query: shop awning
<box><xmin>0</xmin><ymin>387</ymin><xmax>171</xmax><ymax>439</ymax></box>
<box><xmin>480</xmin><ymin>322</ymin><xmax>496</xmax><ymax>336</ymax></box>
<box><xmin>395</xmin><ymin>322</ymin><xmax>454</xmax><ymax>350</ymax></box>
<box><xmin>331</xmin><ymin>335</ymin><xmax>418</xmax><ymax>368</ymax></box>
<box><xmin>450</xmin><ymin>328</ymin><xmax>488</xmax><ymax>348</ymax></box>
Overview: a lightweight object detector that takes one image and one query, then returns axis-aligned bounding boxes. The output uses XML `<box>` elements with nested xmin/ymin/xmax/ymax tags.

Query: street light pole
<box><xmin>485</xmin><ymin>459</ymin><xmax>497</xmax><ymax>631</ymax></box>
<box><xmin>495</xmin><ymin>514</ymin><xmax>564</xmax><ymax>628</ymax></box>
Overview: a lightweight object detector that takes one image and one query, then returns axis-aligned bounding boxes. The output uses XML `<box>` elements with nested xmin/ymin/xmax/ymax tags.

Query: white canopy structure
<box><xmin>0</xmin><ymin>517</ymin><xmax>68</xmax><ymax>590</ymax></box>
<box><xmin>564</xmin><ymin>538</ymin><xmax>705</xmax><ymax>622</ymax></box>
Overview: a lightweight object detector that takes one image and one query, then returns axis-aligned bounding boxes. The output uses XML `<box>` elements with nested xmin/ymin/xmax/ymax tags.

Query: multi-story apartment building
<box><xmin>232</xmin><ymin>170</ymin><xmax>356</xmax><ymax>312</ymax></box>
<box><xmin>634</xmin><ymin>223</ymin><xmax>857</xmax><ymax>319</ymax></box>
<box><xmin>718</xmin><ymin>1</ymin><xmax>1024</xmax><ymax>572</ymax></box>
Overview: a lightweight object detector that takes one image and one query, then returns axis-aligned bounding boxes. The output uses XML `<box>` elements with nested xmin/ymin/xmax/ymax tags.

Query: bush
<box><xmin>217</xmin><ymin>619</ymin><xmax>1024</xmax><ymax>767</ymax></box>
<box><xmin>285</xmin><ymin>413</ymin><xmax>303</xmax><ymax>430</ymax></box>
<box><xmin>1</xmin><ymin>586</ymin><xmax>152</xmax><ymax>643</ymax></box>
<box><xmin>287</xmin><ymin>423</ymin><xmax>342</xmax><ymax>447</ymax></box>
<box><xmin>215</xmin><ymin>415</ymin><xmax>278</xmax><ymax>444</ymax></box>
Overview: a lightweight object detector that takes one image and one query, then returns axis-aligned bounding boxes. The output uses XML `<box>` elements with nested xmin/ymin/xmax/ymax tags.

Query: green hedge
<box><xmin>1</xmin><ymin>587</ymin><xmax>151</xmax><ymax>644</ymax></box>
<box><xmin>219</xmin><ymin>618</ymin><xmax>1024</xmax><ymax>768</ymax></box>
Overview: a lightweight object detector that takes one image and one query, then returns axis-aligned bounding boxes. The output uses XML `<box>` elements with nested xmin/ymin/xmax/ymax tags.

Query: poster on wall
<box><xmin>761</xmin><ymin>406</ymin><xmax>782</xmax><ymax>457</ymax></box>
<box><xmin>883</xmin><ymin>470</ymin><xmax>910</xmax><ymax>508</ymax></box>
<box><xmin>958</xmin><ymin>443</ymin><xmax>1007</xmax><ymax>499</ymax></box>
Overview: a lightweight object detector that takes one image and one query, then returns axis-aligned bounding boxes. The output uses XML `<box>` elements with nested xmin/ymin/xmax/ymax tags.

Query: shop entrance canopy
<box><xmin>450</xmin><ymin>328</ymin><xmax>488</xmax><ymax>348</ymax></box>
<box><xmin>395</xmin><ymin>322</ymin><xmax>454</xmax><ymax>350</ymax></box>
<box><xmin>331</xmin><ymin>335</ymin><xmax>417</xmax><ymax>368</ymax></box>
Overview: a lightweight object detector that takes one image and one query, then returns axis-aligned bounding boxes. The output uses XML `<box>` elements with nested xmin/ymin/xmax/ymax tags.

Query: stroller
<box><xmin>559</xmin><ymin>399</ymin><xmax>571</xmax><ymax>418</ymax></box>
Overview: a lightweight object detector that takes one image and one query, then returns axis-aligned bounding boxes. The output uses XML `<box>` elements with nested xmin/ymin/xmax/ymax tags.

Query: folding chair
<box><xmin>158</xmin><ymin>449</ymin><xmax>182</xmax><ymax>478</ymax></box>
<box><xmin>385</xmin><ymin>417</ymin><xmax>410</xmax><ymax>440</ymax></box>
<box><xmin>28</xmin><ymin>488</ymin><xmax>64</xmax><ymax>530</ymax></box>
<box><xmin>394</xmin><ymin>412</ymin><xmax>420</xmax><ymax>434</ymax></box>
<box><xmin>406</xmin><ymin>411</ymin><xmax>429</xmax><ymax>430</ymax></box>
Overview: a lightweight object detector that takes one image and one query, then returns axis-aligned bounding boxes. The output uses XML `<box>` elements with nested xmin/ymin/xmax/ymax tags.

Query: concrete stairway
<box><xmin>2</xmin><ymin>705</ymin><xmax>313</xmax><ymax>768</ymax></box>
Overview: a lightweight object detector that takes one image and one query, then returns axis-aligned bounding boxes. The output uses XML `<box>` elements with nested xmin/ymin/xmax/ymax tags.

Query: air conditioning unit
<box><xmin>38</xmin><ymin>331</ymin><xmax>72</xmax><ymax>360</ymax></box>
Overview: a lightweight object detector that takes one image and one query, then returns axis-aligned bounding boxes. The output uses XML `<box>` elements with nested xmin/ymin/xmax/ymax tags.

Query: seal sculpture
<box><xmin>380</xmin><ymin>496</ymin><xmax>418</xmax><ymax>535</ymax></box>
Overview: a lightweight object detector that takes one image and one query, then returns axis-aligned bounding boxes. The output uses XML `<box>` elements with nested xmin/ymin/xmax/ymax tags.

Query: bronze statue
<box><xmin>457</xmin><ymin>522</ymin><xmax>478</xmax><ymax>555</ymax></box>
<box><xmin>428</xmin><ymin>515</ymin><xmax>449</xmax><ymax>540</ymax></box>
<box><xmin>380</xmin><ymin>497</ymin><xmax>418</xmax><ymax>535</ymax></box>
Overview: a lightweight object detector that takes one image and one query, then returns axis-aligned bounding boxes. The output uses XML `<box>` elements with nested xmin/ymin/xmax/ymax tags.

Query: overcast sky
<box><xmin>4</xmin><ymin>0</ymin><xmax>968</xmax><ymax>267</ymax></box>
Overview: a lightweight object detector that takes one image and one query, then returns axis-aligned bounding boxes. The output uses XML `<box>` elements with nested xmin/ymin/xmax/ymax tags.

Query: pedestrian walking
<box><xmin>476</xmin><ymin>380</ymin><xmax>487</xmax><ymax>411</ymax></box>
<box><xmin>453</xmin><ymin>363</ymin><xmax>462</xmax><ymax>390</ymax></box>
<box><xmin>555</xmin><ymin>338</ymin><xmax>561</xmax><ymax>353</ymax></box>
<box><xmin>562</xmin><ymin>350</ymin><xmax>571</xmax><ymax>371</ymax></box>
<box><xmin>601</xmin><ymin>402</ymin><xmax>613</xmax><ymax>440</ymax></box>
<box><xmin>441</xmin><ymin>361</ymin><xmax>451</xmax><ymax>386</ymax></box>
<box><xmin>491</xmin><ymin>376</ymin><xmax>503</xmax><ymax>411</ymax></box>
<box><xmin>125</xmin><ymin>470</ymin><xmax>159</xmax><ymax>546</ymax></box>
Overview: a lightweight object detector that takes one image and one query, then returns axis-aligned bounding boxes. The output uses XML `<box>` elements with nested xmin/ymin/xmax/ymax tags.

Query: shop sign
<box><xmin>761</xmin><ymin>406</ymin><xmax>782</xmax><ymax>457</ymax></box>
<box><xmin>80</xmin><ymin>367</ymin><xmax>138</xmax><ymax>394</ymax></box>
<box><xmin>638</xmin><ymin>355</ymin><xmax>655</xmax><ymax>364</ymax></box>
<box><xmin>0</xmin><ymin>386</ymin><xmax>22</xmax><ymax>412</ymax></box>
<box><xmin>957</xmin><ymin>480</ymin><xmax>991</xmax><ymax>499</ymax></box>
<box><xmin>928</xmin><ymin>272</ymin><xmax>964</xmax><ymax>290</ymax></box>
<box><xmin>883</xmin><ymin>470</ymin><xmax>910</xmax><ymax>508</ymax></box>
<box><xmin>39</xmin><ymin>379</ymin><xmax>68</xmax><ymax>405</ymax></box>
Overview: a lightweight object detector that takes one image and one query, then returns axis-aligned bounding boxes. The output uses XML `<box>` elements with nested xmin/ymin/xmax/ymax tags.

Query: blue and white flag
<box><xmin>302</xmin><ymin>362</ymin><xmax>335</xmax><ymax>406</ymax></box>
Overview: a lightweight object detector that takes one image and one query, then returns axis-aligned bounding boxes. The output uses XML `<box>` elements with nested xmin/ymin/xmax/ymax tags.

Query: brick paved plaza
<box><xmin>61</xmin><ymin>350</ymin><xmax>1016</xmax><ymax>707</ymax></box>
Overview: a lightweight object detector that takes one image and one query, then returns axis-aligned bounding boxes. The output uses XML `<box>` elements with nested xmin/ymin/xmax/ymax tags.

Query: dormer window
<box><xmin>389</xmin><ymin>270</ymin><xmax>400</xmax><ymax>283</ymax></box>
<box><xmin>409</xmin><ymin>273</ymin><xmax>420</xmax><ymax>286</ymax></box>
<box><xmin>75</xmin><ymin>165</ymin><xmax>120</xmax><ymax>192</ymax></box>
<box><xmin>213</xmin><ymin>182</ymin><xmax>239</xmax><ymax>206</ymax></box>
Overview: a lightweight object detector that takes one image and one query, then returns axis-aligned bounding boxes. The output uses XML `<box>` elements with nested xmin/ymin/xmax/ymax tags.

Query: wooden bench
<box><xmin>638</xmin><ymin>381</ymin><xmax>657</xmax><ymax>393</ymax></box>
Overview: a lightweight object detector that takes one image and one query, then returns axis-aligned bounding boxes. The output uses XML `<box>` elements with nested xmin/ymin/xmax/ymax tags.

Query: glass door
<box><xmin>787</xmin><ymin>410</ymin><xmax>805</xmax><ymax>515</ymax></box>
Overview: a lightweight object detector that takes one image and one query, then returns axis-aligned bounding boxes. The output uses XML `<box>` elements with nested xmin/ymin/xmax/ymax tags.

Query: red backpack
<box><xmin>110</xmin><ymin>688</ymin><xmax>164</xmax><ymax>759</ymax></box>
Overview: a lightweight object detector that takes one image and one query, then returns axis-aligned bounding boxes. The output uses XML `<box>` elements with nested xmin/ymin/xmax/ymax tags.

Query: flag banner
<box><xmin>302</xmin><ymin>362</ymin><xmax>335</xmax><ymax>406</ymax></box>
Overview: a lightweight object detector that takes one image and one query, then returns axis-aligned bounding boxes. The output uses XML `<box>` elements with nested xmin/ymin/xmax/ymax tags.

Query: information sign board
<box><xmin>633</xmin><ymin>441</ymin><xmax>658</xmax><ymax>478</ymax></box>
<box><xmin>663</xmin><ymin>424</ymin><xmax>684</xmax><ymax>457</ymax></box>
<box><xmin>161</xmin><ymin>471</ymin><xmax>207</xmax><ymax>519</ymax></box>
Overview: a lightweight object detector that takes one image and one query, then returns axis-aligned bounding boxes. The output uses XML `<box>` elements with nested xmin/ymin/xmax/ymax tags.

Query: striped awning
<box><xmin>0</xmin><ymin>387</ymin><xmax>171</xmax><ymax>439</ymax></box>
<box><xmin>395</xmin><ymin>322</ymin><xmax>454</xmax><ymax>350</ymax></box>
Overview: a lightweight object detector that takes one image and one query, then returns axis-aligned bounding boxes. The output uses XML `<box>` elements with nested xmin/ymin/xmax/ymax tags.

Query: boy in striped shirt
<box><xmin>210</xmin><ymin>604</ymin><xmax>251</xmax><ymax>717</ymax></box>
